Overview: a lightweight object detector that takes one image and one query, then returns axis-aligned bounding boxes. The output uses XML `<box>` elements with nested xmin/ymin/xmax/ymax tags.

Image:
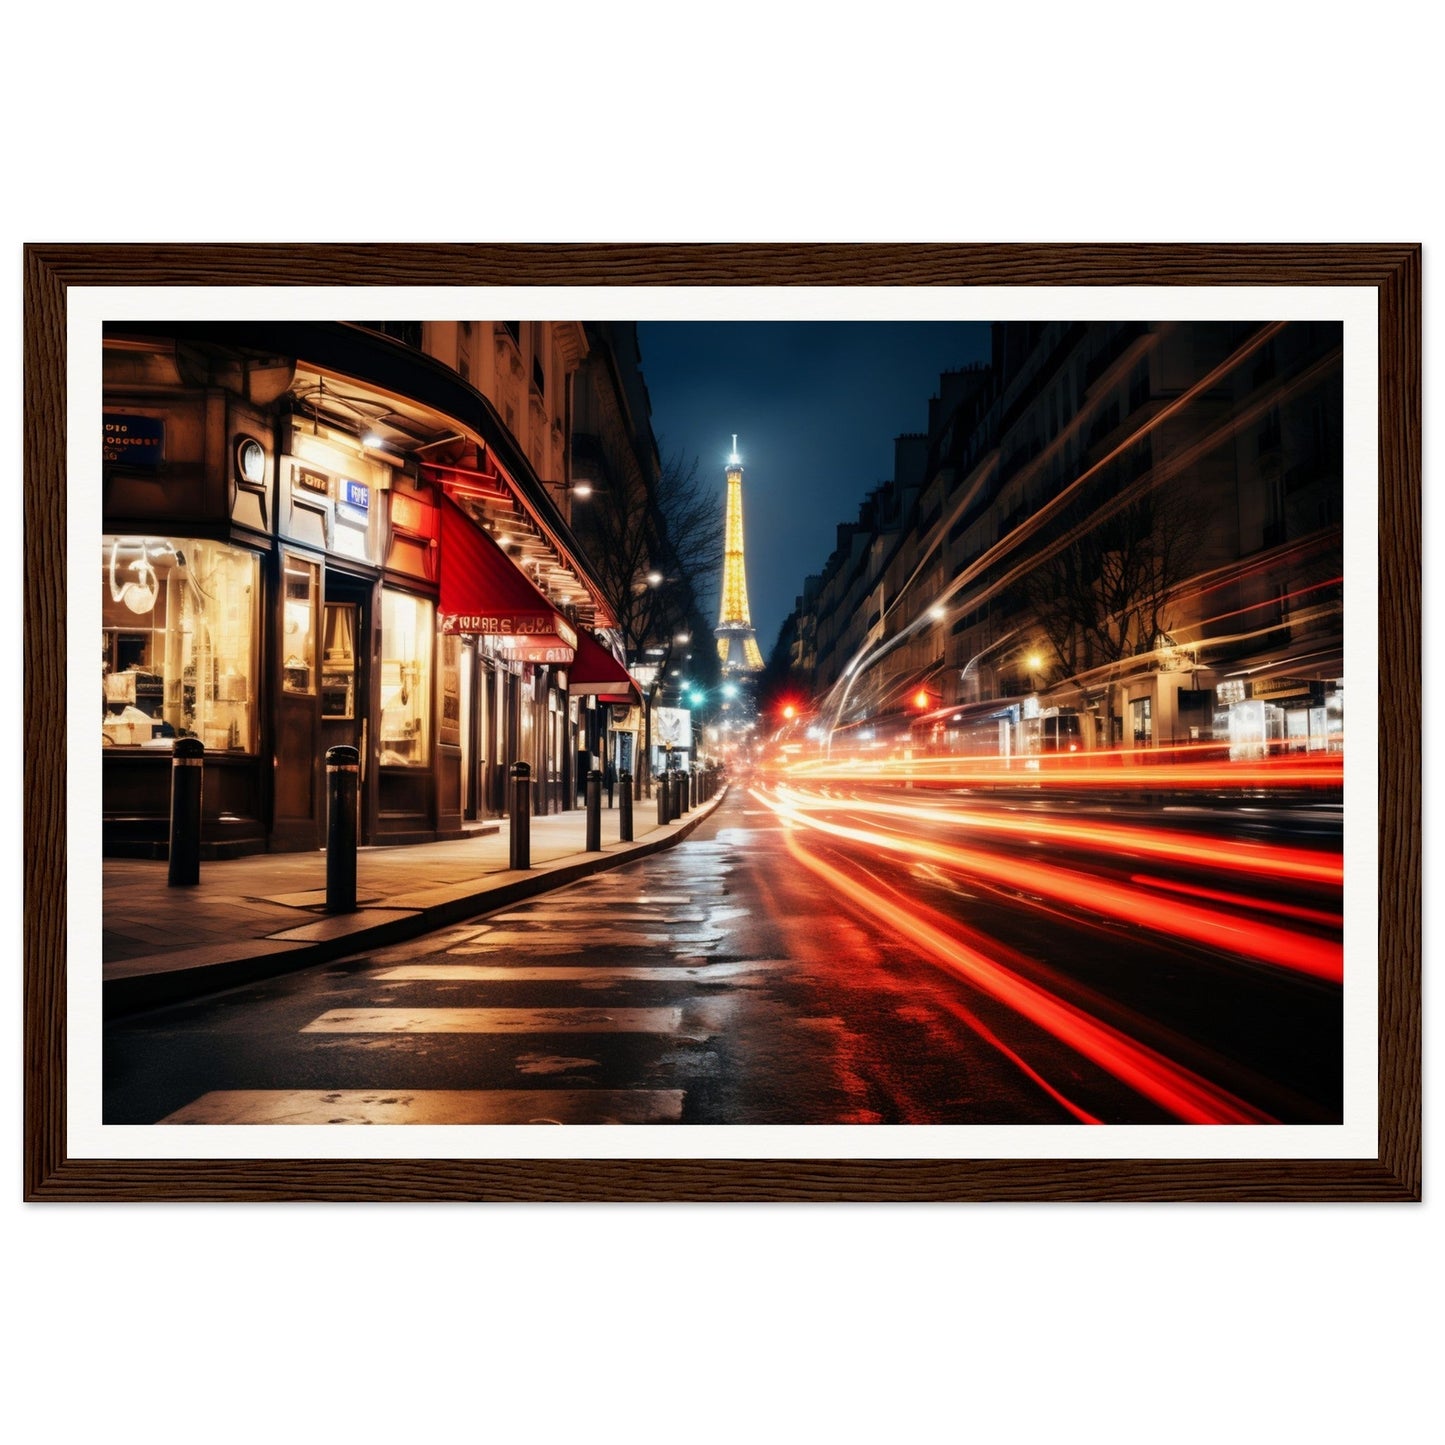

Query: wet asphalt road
<box><xmin>103</xmin><ymin>784</ymin><xmax>1342</xmax><ymax>1126</ymax></box>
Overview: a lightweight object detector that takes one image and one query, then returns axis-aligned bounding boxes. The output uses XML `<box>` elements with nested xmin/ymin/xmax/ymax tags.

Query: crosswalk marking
<box><xmin>447</xmin><ymin>930</ymin><xmax>722</xmax><ymax>951</ymax></box>
<box><xmin>300</xmin><ymin>1007</ymin><xmax>683</xmax><ymax>1034</ymax></box>
<box><xmin>374</xmin><ymin>961</ymin><xmax>768</xmax><ymax>982</ymax></box>
<box><xmin>159</xmin><ymin>1089</ymin><xmax>684</xmax><ymax>1125</ymax></box>
<box><xmin>567</xmin><ymin>893</ymin><xmax>692</xmax><ymax>904</ymax></box>
<box><xmin>485</xmin><ymin>910</ymin><xmax>708</xmax><ymax>923</ymax></box>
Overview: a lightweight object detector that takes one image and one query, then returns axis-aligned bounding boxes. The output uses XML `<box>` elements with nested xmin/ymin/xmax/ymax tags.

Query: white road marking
<box><xmin>485</xmin><ymin>910</ymin><xmax>707</xmax><ymax>923</ymax></box>
<box><xmin>374</xmin><ymin>961</ymin><xmax>770</xmax><ymax>982</ymax></box>
<box><xmin>566</xmin><ymin>894</ymin><xmax>692</xmax><ymax>904</ymax></box>
<box><xmin>447</xmin><ymin>930</ymin><xmax>722</xmax><ymax>951</ymax></box>
<box><xmin>158</xmin><ymin>1089</ymin><xmax>684</xmax><ymax>1124</ymax></box>
<box><xmin>300</xmin><ymin>1007</ymin><xmax>682</xmax><ymax>1034</ymax></box>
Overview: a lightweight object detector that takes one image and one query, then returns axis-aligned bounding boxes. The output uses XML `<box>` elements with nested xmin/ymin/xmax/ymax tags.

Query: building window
<box><xmin>1131</xmin><ymin>695</ymin><xmax>1153</xmax><ymax>746</ymax></box>
<box><xmin>321</xmin><ymin>604</ymin><xmax>358</xmax><ymax>720</ymax></box>
<box><xmin>102</xmin><ymin>536</ymin><xmax>259</xmax><ymax>751</ymax></box>
<box><xmin>281</xmin><ymin>557</ymin><xmax>318</xmax><ymax>695</ymax></box>
<box><xmin>379</xmin><ymin>589</ymin><xmax>433</xmax><ymax>766</ymax></box>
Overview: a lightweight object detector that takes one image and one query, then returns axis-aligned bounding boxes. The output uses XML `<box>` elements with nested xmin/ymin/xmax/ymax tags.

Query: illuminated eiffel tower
<box><xmin>715</xmin><ymin>435</ymin><xmax>765</xmax><ymax>674</ymax></box>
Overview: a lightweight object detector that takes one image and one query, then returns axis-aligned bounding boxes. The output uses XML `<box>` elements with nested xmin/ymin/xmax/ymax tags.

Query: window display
<box><xmin>379</xmin><ymin>589</ymin><xmax>432</xmax><ymax>766</ymax></box>
<box><xmin>321</xmin><ymin>603</ymin><xmax>358</xmax><ymax>720</ymax></box>
<box><xmin>102</xmin><ymin>536</ymin><xmax>259</xmax><ymax>751</ymax></box>
<box><xmin>281</xmin><ymin>558</ymin><xmax>318</xmax><ymax>695</ymax></box>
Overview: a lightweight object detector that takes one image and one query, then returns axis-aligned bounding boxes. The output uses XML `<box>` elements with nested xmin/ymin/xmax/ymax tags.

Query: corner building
<box><xmin>100</xmin><ymin>320</ymin><xmax>631</xmax><ymax>857</ymax></box>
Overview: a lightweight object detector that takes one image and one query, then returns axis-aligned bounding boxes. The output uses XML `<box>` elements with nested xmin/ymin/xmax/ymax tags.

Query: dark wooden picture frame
<box><xmin>23</xmin><ymin>243</ymin><xmax>1421</xmax><ymax>1202</ymax></box>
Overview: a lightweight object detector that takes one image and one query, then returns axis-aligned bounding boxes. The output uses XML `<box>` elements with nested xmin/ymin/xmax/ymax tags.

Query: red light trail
<box><xmin>754</xmin><ymin>787</ymin><xmax>1341</xmax><ymax>982</ymax></box>
<box><xmin>767</xmin><ymin>786</ymin><xmax>1343</xmax><ymax>888</ymax></box>
<box><xmin>779</xmin><ymin>826</ymin><xmax>1276</xmax><ymax>1125</ymax></box>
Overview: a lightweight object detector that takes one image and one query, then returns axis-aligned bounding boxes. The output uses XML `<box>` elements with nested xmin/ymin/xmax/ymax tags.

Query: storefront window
<box><xmin>379</xmin><ymin>589</ymin><xmax>433</xmax><ymax>766</ymax></box>
<box><xmin>439</xmin><ymin>633</ymin><xmax>461</xmax><ymax>747</ymax></box>
<box><xmin>102</xmin><ymin>536</ymin><xmax>259</xmax><ymax>751</ymax></box>
<box><xmin>281</xmin><ymin>557</ymin><xmax>318</xmax><ymax>695</ymax></box>
<box><xmin>321</xmin><ymin>603</ymin><xmax>358</xmax><ymax>719</ymax></box>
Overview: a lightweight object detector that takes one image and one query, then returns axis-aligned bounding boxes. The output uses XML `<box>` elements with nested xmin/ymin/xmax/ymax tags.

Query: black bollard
<box><xmin>656</xmin><ymin>771</ymin><xmax>669</xmax><ymax>826</ymax></box>
<box><xmin>678</xmin><ymin>767</ymin><xmax>690</xmax><ymax>814</ymax></box>
<box><xmin>586</xmin><ymin>767</ymin><xmax>602</xmax><ymax>851</ymax></box>
<box><xmin>166</xmin><ymin>736</ymin><xmax>205</xmax><ymax>887</ymax></box>
<box><xmin>509</xmin><ymin>761</ymin><xmax>532</xmax><ymax>869</ymax></box>
<box><xmin>325</xmin><ymin>744</ymin><xmax>360</xmax><ymax>913</ymax></box>
<box><xmin>618</xmin><ymin>769</ymin><xmax>634</xmax><ymax>842</ymax></box>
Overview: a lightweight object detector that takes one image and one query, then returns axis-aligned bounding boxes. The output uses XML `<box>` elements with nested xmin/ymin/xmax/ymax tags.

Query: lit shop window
<box><xmin>321</xmin><ymin>603</ymin><xmax>358</xmax><ymax>720</ymax></box>
<box><xmin>102</xmin><ymin>536</ymin><xmax>259</xmax><ymax>751</ymax></box>
<box><xmin>281</xmin><ymin>557</ymin><xmax>318</xmax><ymax>695</ymax></box>
<box><xmin>379</xmin><ymin>589</ymin><xmax>433</xmax><ymax>766</ymax></box>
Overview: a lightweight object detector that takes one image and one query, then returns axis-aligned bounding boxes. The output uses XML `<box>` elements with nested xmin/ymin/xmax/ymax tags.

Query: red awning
<box><xmin>568</xmin><ymin>630</ymin><xmax>635</xmax><ymax>694</ymax></box>
<box><xmin>439</xmin><ymin>498</ymin><xmax>577</xmax><ymax>664</ymax></box>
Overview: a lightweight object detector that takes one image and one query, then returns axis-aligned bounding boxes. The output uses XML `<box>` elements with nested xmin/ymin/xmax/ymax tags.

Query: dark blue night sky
<box><xmin>636</xmin><ymin>321</ymin><xmax>991</xmax><ymax>655</ymax></box>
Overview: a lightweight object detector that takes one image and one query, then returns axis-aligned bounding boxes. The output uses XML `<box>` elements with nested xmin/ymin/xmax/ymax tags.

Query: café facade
<box><xmin>100</xmin><ymin>321</ymin><xmax>636</xmax><ymax>858</ymax></box>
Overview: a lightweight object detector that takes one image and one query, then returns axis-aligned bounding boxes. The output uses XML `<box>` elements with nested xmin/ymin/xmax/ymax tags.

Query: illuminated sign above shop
<box><xmin>340</xmin><ymin>478</ymin><xmax>370</xmax><ymax>512</ymax></box>
<box><xmin>103</xmin><ymin>414</ymin><xmax>164</xmax><ymax>467</ymax></box>
<box><xmin>293</xmin><ymin>465</ymin><xmax>330</xmax><ymax>497</ymax></box>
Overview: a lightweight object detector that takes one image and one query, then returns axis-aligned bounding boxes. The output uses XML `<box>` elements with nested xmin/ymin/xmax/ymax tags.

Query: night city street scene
<box><xmin>99</xmin><ymin>317</ymin><xmax>1347</xmax><ymax>1128</ymax></box>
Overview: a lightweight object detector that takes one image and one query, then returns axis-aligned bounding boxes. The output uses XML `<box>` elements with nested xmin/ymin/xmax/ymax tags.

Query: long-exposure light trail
<box><xmin>779</xmin><ymin>826</ymin><xmax>1275</xmax><ymax>1125</ymax></box>
<box><xmin>767</xmin><ymin>785</ymin><xmax>1343</xmax><ymax>888</ymax></box>
<box><xmin>784</xmin><ymin>751</ymin><xmax>1343</xmax><ymax>793</ymax></box>
<box><xmin>753</xmin><ymin>788</ymin><xmax>1341</xmax><ymax>982</ymax></box>
<box><xmin>1127</xmin><ymin>873</ymin><xmax>1343</xmax><ymax>930</ymax></box>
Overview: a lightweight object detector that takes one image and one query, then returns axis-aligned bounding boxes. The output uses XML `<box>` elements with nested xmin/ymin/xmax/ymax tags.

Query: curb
<box><xmin>103</xmin><ymin>787</ymin><xmax>728</xmax><ymax>1017</ymax></box>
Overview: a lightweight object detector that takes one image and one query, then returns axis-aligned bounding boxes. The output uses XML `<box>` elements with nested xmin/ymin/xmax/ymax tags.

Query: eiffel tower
<box><xmin>715</xmin><ymin>436</ymin><xmax>765</xmax><ymax>673</ymax></box>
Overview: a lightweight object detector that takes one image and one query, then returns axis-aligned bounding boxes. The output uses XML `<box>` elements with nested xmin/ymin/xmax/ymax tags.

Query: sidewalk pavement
<box><xmin>102</xmin><ymin>785</ymin><xmax>728</xmax><ymax>1014</ymax></box>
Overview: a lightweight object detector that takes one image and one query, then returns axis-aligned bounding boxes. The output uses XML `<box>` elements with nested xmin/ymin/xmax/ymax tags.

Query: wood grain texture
<box><xmin>23</xmin><ymin>243</ymin><xmax>1421</xmax><ymax>1203</ymax></box>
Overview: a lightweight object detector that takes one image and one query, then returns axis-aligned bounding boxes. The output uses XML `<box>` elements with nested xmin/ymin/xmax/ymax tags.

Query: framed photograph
<box><xmin>24</xmin><ymin>243</ymin><xmax>1420</xmax><ymax>1201</ymax></box>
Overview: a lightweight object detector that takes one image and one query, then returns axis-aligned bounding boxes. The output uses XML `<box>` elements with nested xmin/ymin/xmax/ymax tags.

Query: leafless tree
<box><xmin>572</xmin><ymin>449</ymin><xmax>723</xmax><ymax>787</ymax></box>
<box><xmin>1021</xmin><ymin>479</ymin><xmax>1207</xmax><ymax>734</ymax></box>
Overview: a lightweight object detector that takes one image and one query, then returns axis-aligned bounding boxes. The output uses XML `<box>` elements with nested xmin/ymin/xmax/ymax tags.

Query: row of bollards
<box><xmin>652</xmin><ymin>764</ymin><xmax>722</xmax><ymax>823</ymax></box>
<box><xmin>165</xmin><ymin>743</ymin><xmax>722</xmax><ymax>912</ymax></box>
